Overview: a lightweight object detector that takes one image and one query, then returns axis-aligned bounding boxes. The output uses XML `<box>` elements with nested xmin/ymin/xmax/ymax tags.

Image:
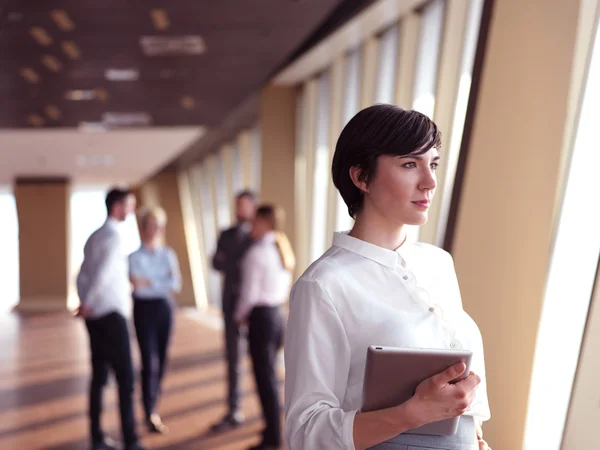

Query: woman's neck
<box><xmin>349</xmin><ymin>208</ymin><xmax>406</xmax><ymax>251</ymax></box>
<box><xmin>142</xmin><ymin>240</ymin><xmax>159</xmax><ymax>251</ymax></box>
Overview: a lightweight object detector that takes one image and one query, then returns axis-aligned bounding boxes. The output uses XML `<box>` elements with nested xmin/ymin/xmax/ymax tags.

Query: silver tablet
<box><xmin>361</xmin><ymin>345</ymin><xmax>473</xmax><ymax>436</ymax></box>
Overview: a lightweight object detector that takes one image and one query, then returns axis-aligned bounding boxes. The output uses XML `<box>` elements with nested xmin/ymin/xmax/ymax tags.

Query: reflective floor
<box><xmin>0</xmin><ymin>309</ymin><xmax>285</xmax><ymax>449</ymax></box>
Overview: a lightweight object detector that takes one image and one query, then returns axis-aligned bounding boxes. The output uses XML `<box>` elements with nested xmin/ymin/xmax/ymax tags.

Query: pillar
<box><xmin>14</xmin><ymin>178</ymin><xmax>70</xmax><ymax>312</ymax></box>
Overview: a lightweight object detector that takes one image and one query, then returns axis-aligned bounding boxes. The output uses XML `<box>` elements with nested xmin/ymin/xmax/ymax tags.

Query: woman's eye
<box><xmin>402</xmin><ymin>162</ymin><xmax>417</xmax><ymax>169</ymax></box>
<box><xmin>430</xmin><ymin>162</ymin><xmax>439</xmax><ymax>171</ymax></box>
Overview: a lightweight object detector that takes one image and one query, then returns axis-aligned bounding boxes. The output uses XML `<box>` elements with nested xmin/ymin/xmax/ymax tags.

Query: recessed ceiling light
<box><xmin>45</xmin><ymin>105</ymin><xmax>62</xmax><ymax>120</ymax></box>
<box><xmin>28</xmin><ymin>114</ymin><xmax>45</xmax><ymax>127</ymax></box>
<box><xmin>41</xmin><ymin>54</ymin><xmax>62</xmax><ymax>72</ymax></box>
<box><xmin>139</xmin><ymin>35</ymin><xmax>206</xmax><ymax>56</ymax></box>
<box><xmin>181</xmin><ymin>95</ymin><xmax>196</xmax><ymax>110</ymax></box>
<box><xmin>94</xmin><ymin>88</ymin><xmax>109</xmax><ymax>102</ymax></box>
<box><xmin>78</xmin><ymin>122</ymin><xmax>108</xmax><ymax>133</ymax></box>
<box><xmin>20</xmin><ymin>68</ymin><xmax>40</xmax><ymax>84</ymax></box>
<box><xmin>65</xmin><ymin>89</ymin><xmax>96</xmax><ymax>101</ymax></box>
<box><xmin>61</xmin><ymin>41</ymin><xmax>81</xmax><ymax>60</ymax></box>
<box><xmin>102</xmin><ymin>112</ymin><xmax>152</xmax><ymax>127</ymax></box>
<box><xmin>50</xmin><ymin>9</ymin><xmax>75</xmax><ymax>32</ymax></box>
<box><xmin>105</xmin><ymin>68</ymin><xmax>139</xmax><ymax>81</ymax></box>
<box><xmin>150</xmin><ymin>9</ymin><xmax>170</xmax><ymax>31</ymax></box>
<box><xmin>29</xmin><ymin>26</ymin><xmax>53</xmax><ymax>46</ymax></box>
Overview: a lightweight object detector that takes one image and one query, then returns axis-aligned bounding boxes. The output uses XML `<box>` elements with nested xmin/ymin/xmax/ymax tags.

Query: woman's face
<box><xmin>142</xmin><ymin>215</ymin><xmax>163</xmax><ymax>242</ymax></box>
<box><xmin>358</xmin><ymin>147</ymin><xmax>440</xmax><ymax>226</ymax></box>
<box><xmin>251</xmin><ymin>216</ymin><xmax>271</xmax><ymax>240</ymax></box>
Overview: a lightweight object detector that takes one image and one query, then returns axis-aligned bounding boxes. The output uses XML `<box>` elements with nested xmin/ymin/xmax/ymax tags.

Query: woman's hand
<box><xmin>405</xmin><ymin>362</ymin><xmax>481</xmax><ymax>428</ymax></box>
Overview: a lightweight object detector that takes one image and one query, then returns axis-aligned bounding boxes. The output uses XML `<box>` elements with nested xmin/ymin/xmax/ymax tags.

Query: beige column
<box><xmin>136</xmin><ymin>171</ymin><xmax>196</xmax><ymax>309</ymax></box>
<box><xmin>395</xmin><ymin>12</ymin><xmax>421</xmax><ymax>108</ymax></box>
<box><xmin>259</xmin><ymin>85</ymin><xmax>297</xmax><ymax>250</ymax></box>
<box><xmin>293</xmin><ymin>80</ymin><xmax>317</xmax><ymax>275</ymax></box>
<box><xmin>449</xmin><ymin>0</ymin><xmax>581</xmax><ymax>448</ymax></box>
<box><xmin>14</xmin><ymin>178</ymin><xmax>70</xmax><ymax>312</ymax></box>
<box><xmin>360</xmin><ymin>37</ymin><xmax>379</xmax><ymax>109</ymax></box>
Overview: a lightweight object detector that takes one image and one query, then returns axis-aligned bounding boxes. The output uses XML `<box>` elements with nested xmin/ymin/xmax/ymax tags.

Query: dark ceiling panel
<box><xmin>0</xmin><ymin>0</ymin><xmax>342</xmax><ymax>129</ymax></box>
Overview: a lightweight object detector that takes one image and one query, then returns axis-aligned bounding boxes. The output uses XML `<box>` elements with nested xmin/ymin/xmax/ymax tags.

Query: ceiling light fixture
<box><xmin>50</xmin><ymin>9</ymin><xmax>75</xmax><ymax>31</ymax></box>
<box><xmin>105</xmin><ymin>68</ymin><xmax>139</xmax><ymax>81</ymax></box>
<box><xmin>65</xmin><ymin>89</ymin><xmax>96</xmax><ymax>101</ymax></box>
<box><xmin>94</xmin><ymin>88</ymin><xmax>109</xmax><ymax>102</ymax></box>
<box><xmin>78</xmin><ymin>122</ymin><xmax>108</xmax><ymax>133</ymax></box>
<box><xmin>61</xmin><ymin>41</ymin><xmax>81</xmax><ymax>60</ymax></box>
<box><xmin>29</xmin><ymin>26</ymin><xmax>53</xmax><ymax>46</ymax></box>
<box><xmin>180</xmin><ymin>95</ymin><xmax>196</xmax><ymax>110</ymax></box>
<box><xmin>139</xmin><ymin>35</ymin><xmax>206</xmax><ymax>56</ymax></box>
<box><xmin>102</xmin><ymin>112</ymin><xmax>152</xmax><ymax>127</ymax></box>
<box><xmin>20</xmin><ymin>68</ymin><xmax>40</xmax><ymax>84</ymax></box>
<box><xmin>150</xmin><ymin>9</ymin><xmax>170</xmax><ymax>31</ymax></box>
<box><xmin>28</xmin><ymin>114</ymin><xmax>45</xmax><ymax>127</ymax></box>
<box><xmin>45</xmin><ymin>105</ymin><xmax>62</xmax><ymax>120</ymax></box>
<box><xmin>41</xmin><ymin>54</ymin><xmax>62</xmax><ymax>72</ymax></box>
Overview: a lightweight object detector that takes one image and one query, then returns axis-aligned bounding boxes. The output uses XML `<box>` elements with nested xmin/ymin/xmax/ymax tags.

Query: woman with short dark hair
<box><xmin>284</xmin><ymin>105</ymin><xmax>491</xmax><ymax>450</ymax></box>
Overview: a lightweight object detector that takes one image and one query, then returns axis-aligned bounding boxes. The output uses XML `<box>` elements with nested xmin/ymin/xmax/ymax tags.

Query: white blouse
<box><xmin>284</xmin><ymin>232</ymin><xmax>491</xmax><ymax>450</ymax></box>
<box><xmin>234</xmin><ymin>231</ymin><xmax>293</xmax><ymax>323</ymax></box>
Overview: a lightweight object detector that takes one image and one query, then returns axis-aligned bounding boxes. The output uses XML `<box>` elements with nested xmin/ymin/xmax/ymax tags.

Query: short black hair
<box><xmin>331</xmin><ymin>104</ymin><xmax>442</xmax><ymax>218</ymax></box>
<box><xmin>105</xmin><ymin>188</ymin><xmax>131</xmax><ymax>214</ymax></box>
<box><xmin>236</xmin><ymin>190</ymin><xmax>256</xmax><ymax>202</ymax></box>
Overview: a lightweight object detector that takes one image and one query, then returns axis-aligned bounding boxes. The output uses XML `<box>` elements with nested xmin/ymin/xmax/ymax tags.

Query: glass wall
<box><xmin>310</xmin><ymin>72</ymin><xmax>331</xmax><ymax>262</ymax></box>
<box><xmin>0</xmin><ymin>188</ymin><xmax>19</xmax><ymax>314</ymax></box>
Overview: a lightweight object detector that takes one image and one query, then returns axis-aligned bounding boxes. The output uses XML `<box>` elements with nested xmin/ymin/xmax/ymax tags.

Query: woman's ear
<box><xmin>349</xmin><ymin>166</ymin><xmax>369</xmax><ymax>193</ymax></box>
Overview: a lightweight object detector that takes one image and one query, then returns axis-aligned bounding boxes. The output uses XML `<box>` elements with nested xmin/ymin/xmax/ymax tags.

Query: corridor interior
<box><xmin>0</xmin><ymin>310</ymin><xmax>285</xmax><ymax>450</ymax></box>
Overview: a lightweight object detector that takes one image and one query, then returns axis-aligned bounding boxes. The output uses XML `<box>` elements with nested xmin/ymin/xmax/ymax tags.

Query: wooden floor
<box><xmin>0</xmin><ymin>309</ymin><xmax>286</xmax><ymax>450</ymax></box>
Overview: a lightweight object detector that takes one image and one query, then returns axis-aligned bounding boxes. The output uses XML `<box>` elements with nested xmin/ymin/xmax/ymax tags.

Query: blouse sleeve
<box><xmin>284</xmin><ymin>278</ymin><xmax>357</xmax><ymax>450</ymax></box>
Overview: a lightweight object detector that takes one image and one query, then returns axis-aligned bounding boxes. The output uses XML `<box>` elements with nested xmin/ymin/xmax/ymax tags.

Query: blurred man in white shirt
<box><xmin>76</xmin><ymin>188</ymin><xmax>145</xmax><ymax>450</ymax></box>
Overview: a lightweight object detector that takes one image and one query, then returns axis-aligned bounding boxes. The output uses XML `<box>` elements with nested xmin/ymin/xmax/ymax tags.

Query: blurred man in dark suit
<box><xmin>210</xmin><ymin>190</ymin><xmax>257</xmax><ymax>431</ymax></box>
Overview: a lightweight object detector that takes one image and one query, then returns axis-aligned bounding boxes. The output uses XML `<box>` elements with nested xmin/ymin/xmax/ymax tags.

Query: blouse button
<box><xmin>429</xmin><ymin>307</ymin><xmax>435</xmax><ymax>312</ymax></box>
<box><xmin>450</xmin><ymin>342</ymin><xmax>456</xmax><ymax>348</ymax></box>
<box><xmin>402</xmin><ymin>275</ymin><xmax>409</xmax><ymax>280</ymax></box>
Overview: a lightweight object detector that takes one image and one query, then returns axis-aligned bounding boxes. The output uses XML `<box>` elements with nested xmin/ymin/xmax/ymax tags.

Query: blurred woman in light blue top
<box><xmin>129</xmin><ymin>206</ymin><xmax>181</xmax><ymax>435</ymax></box>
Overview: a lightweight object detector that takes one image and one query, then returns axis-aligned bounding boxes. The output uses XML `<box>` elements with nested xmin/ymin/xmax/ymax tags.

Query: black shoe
<box><xmin>210</xmin><ymin>411</ymin><xmax>245</xmax><ymax>432</ymax></box>
<box><xmin>124</xmin><ymin>444</ymin><xmax>146</xmax><ymax>450</ymax></box>
<box><xmin>92</xmin><ymin>437</ymin><xmax>120</xmax><ymax>450</ymax></box>
<box><xmin>147</xmin><ymin>413</ymin><xmax>169</xmax><ymax>434</ymax></box>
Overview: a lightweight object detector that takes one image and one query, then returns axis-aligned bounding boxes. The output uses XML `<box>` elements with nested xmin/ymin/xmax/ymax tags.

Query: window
<box><xmin>412</xmin><ymin>0</ymin><xmax>445</xmax><ymax>118</ymax></box>
<box><xmin>335</xmin><ymin>49</ymin><xmax>361</xmax><ymax>232</ymax></box>
<box><xmin>436</xmin><ymin>0</ymin><xmax>485</xmax><ymax>246</ymax></box>
<box><xmin>0</xmin><ymin>188</ymin><xmax>19</xmax><ymax>313</ymax></box>
<box><xmin>251</xmin><ymin>125</ymin><xmax>262</xmax><ymax>194</ymax></box>
<box><xmin>524</xmin><ymin>19</ymin><xmax>600</xmax><ymax>450</ymax></box>
<box><xmin>231</xmin><ymin>141</ymin><xmax>243</xmax><ymax>196</ymax></box>
<box><xmin>198</xmin><ymin>164</ymin><xmax>222</xmax><ymax>307</ymax></box>
<box><xmin>214</xmin><ymin>153</ymin><xmax>231</xmax><ymax>231</ymax></box>
<box><xmin>310</xmin><ymin>72</ymin><xmax>331</xmax><ymax>262</ymax></box>
<box><xmin>376</xmin><ymin>25</ymin><xmax>399</xmax><ymax>104</ymax></box>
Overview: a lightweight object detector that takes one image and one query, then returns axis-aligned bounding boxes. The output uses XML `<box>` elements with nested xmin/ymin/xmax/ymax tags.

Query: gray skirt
<box><xmin>367</xmin><ymin>416</ymin><xmax>478</xmax><ymax>450</ymax></box>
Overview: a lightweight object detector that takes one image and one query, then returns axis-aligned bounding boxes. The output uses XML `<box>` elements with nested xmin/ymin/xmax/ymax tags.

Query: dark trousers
<box><xmin>248</xmin><ymin>306</ymin><xmax>284</xmax><ymax>446</ymax></box>
<box><xmin>86</xmin><ymin>312</ymin><xmax>138</xmax><ymax>447</ymax></box>
<box><xmin>133</xmin><ymin>297</ymin><xmax>173</xmax><ymax>419</ymax></box>
<box><xmin>223</xmin><ymin>309</ymin><xmax>242</xmax><ymax>414</ymax></box>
